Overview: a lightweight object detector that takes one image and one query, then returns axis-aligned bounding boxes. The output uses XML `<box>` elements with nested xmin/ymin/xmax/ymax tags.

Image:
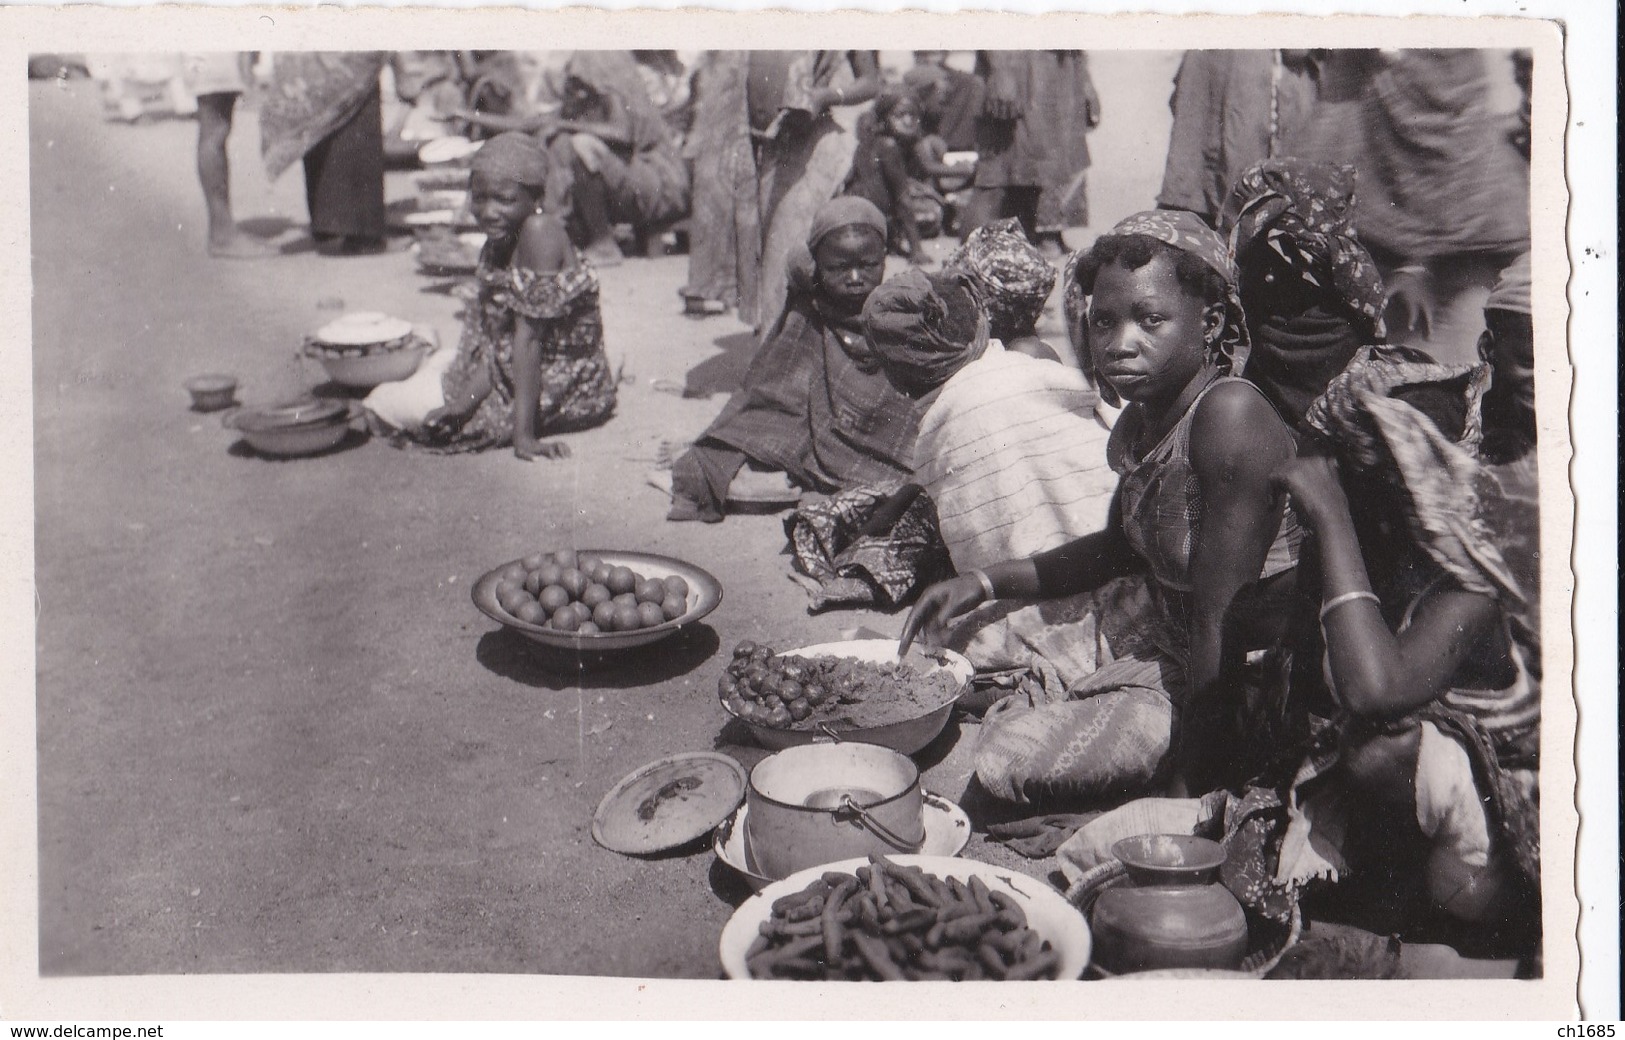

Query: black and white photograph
<box><xmin>0</xmin><ymin>3</ymin><xmax>1608</xmax><ymax>1023</ymax></box>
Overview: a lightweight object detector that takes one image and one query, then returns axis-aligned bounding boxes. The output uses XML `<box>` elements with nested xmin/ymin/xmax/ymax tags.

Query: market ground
<box><xmin>25</xmin><ymin>54</ymin><xmax>1329</xmax><ymax>980</ymax></box>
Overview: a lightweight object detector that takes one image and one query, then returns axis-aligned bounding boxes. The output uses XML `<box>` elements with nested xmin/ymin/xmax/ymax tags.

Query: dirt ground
<box><xmin>30</xmin><ymin>54</ymin><xmax>1185</xmax><ymax>980</ymax></box>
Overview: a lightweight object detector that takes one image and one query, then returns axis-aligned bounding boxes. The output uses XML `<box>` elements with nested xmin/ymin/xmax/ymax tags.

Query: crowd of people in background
<box><xmin>68</xmin><ymin>46</ymin><xmax>1542</xmax><ymax>971</ymax></box>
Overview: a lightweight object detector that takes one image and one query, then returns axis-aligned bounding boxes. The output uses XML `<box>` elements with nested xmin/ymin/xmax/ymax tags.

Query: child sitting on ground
<box><xmin>365</xmin><ymin>132</ymin><xmax>616</xmax><ymax>459</ymax></box>
<box><xmin>843</xmin><ymin>89</ymin><xmax>933</xmax><ymax>264</ymax></box>
<box><xmin>668</xmin><ymin>197</ymin><xmax>924</xmax><ymax>522</ymax></box>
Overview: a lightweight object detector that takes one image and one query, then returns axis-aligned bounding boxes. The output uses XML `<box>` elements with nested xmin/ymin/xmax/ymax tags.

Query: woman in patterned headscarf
<box><xmin>1220</xmin><ymin>158</ymin><xmax>1388</xmax><ymax>428</ymax></box>
<box><xmin>902</xmin><ymin>210</ymin><xmax>1306</xmax><ymax>807</ymax></box>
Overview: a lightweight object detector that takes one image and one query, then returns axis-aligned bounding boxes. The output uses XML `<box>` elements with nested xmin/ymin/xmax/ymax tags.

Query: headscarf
<box><xmin>1486</xmin><ymin>252</ymin><xmax>1532</xmax><ymax>316</ymax></box>
<box><xmin>469</xmin><ymin>132</ymin><xmax>550</xmax><ymax>190</ymax></box>
<box><xmin>1221</xmin><ymin>158</ymin><xmax>1387</xmax><ymax>340</ymax></box>
<box><xmin>1303</xmin><ymin>347</ymin><xmax>1525</xmax><ymax>617</ymax></box>
<box><xmin>1061</xmin><ymin>210</ymin><xmax>1251</xmax><ymax>398</ymax></box>
<box><xmin>785</xmin><ymin>196</ymin><xmax>889</xmax><ymax>296</ymax></box>
<box><xmin>945</xmin><ymin>218</ymin><xmax>1057</xmax><ymax>338</ymax></box>
<box><xmin>863</xmin><ymin>269</ymin><xmax>990</xmax><ymax>393</ymax></box>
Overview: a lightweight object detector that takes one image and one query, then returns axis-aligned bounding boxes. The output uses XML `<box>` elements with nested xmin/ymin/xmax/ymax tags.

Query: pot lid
<box><xmin>592</xmin><ymin>752</ymin><xmax>748</xmax><ymax>856</ymax></box>
<box><xmin>311</xmin><ymin>311</ymin><xmax>414</xmax><ymax>347</ymax></box>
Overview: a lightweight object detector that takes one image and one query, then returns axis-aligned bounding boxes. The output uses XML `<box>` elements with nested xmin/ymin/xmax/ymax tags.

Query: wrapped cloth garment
<box><xmin>670</xmin><ymin>197</ymin><xmax>917</xmax><ymax>522</ymax></box>
<box><xmin>374</xmin><ymin>244</ymin><xmax>616</xmax><ymax>453</ymax></box>
<box><xmin>1156</xmin><ymin>50</ymin><xmax>1316</xmax><ymax>224</ymax></box>
<box><xmin>785</xmin><ymin>484</ymin><xmax>951</xmax><ymax>611</ymax></box>
<box><xmin>260</xmin><ymin>52</ymin><xmax>388</xmax><ymax>180</ymax></box>
<box><xmin>682</xmin><ymin>52</ymin><xmax>761</xmax><ymax>311</ymax></box>
<box><xmin>911</xmin><ymin>341</ymin><xmax>1113</xmax><ymax>573</ymax></box>
<box><xmin>1221</xmin><ymin>157</ymin><xmax>1389</xmax><ymax>341</ymax></box>
<box><xmin>1280</xmin><ymin>49</ymin><xmax>1529</xmax><ymax>265</ymax></box>
<box><xmin>550</xmin><ymin>51</ymin><xmax>690</xmax><ymax>232</ymax></box>
<box><xmin>1030</xmin><ymin>51</ymin><xmax>1098</xmax><ymax>232</ymax></box>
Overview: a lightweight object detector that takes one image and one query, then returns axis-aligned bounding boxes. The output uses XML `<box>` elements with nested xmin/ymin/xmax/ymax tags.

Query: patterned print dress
<box><xmin>412</xmin><ymin>246</ymin><xmax>616</xmax><ymax>453</ymax></box>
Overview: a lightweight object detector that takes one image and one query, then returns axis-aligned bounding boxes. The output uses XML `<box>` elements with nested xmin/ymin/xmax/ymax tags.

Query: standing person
<box><xmin>1281</xmin><ymin>49</ymin><xmax>1529</xmax><ymax>358</ymax></box>
<box><xmin>678</xmin><ymin>51</ymin><xmax>880</xmax><ymax>328</ymax></box>
<box><xmin>181</xmin><ymin>53</ymin><xmax>275</xmax><ymax>258</ymax></box>
<box><xmin>1156</xmin><ymin>50</ymin><xmax>1317</xmax><ymax>227</ymax></box>
<box><xmin>1032</xmin><ymin>51</ymin><xmax>1101</xmax><ymax>244</ymax></box>
<box><xmin>961</xmin><ymin>51</ymin><xmax>1047</xmax><ymax>241</ymax></box>
<box><xmin>259</xmin><ymin>52</ymin><xmax>389</xmax><ymax>256</ymax></box>
<box><xmin>904</xmin><ymin>51</ymin><xmax>984</xmax><ymax>153</ymax></box>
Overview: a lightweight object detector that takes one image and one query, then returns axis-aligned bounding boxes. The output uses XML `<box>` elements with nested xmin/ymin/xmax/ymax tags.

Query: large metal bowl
<box><xmin>721</xmin><ymin>639</ymin><xmax>971</xmax><ymax>756</ymax></box>
<box><xmin>223</xmin><ymin>400</ymin><xmax>361</xmax><ymax>457</ymax></box>
<box><xmin>304</xmin><ymin>340</ymin><xmax>430</xmax><ymax>390</ymax></box>
<box><xmin>472</xmin><ymin>550</ymin><xmax>723</xmax><ymax>652</ymax></box>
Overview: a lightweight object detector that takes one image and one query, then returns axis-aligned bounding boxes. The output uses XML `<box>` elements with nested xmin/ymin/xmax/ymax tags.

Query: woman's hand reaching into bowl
<box><xmin>898</xmin><ymin>574</ymin><xmax>987</xmax><ymax>657</ymax></box>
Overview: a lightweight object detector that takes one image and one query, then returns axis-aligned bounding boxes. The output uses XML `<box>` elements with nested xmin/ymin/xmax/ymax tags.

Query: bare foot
<box><xmin>209</xmin><ymin>235</ymin><xmax>278</xmax><ymax>260</ymax></box>
<box><xmin>582</xmin><ymin>238</ymin><xmax>624</xmax><ymax>268</ymax></box>
<box><xmin>654</xmin><ymin>439</ymin><xmax>692</xmax><ymax>470</ymax></box>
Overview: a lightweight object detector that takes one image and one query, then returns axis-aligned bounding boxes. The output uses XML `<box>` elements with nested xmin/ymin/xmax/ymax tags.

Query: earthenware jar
<box><xmin>1089</xmin><ymin>834</ymin><xmax>1249</xmax><ymax>975</ymax></box>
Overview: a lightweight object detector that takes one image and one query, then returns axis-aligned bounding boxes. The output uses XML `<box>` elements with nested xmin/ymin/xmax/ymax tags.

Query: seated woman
<box><xmin>669</xmin><ymin>196</ymin><xmax>923</xmax><ymax>522</ymax></box>
<box><xmin>1061</xmin><ymin>351</ymin><xmax>1539</xmax><ymax>960</ymax></box>
<box><xmin>1219</xmin><ymin>158</ymin><xmax>1390</xmax><ymax>430</ymax></box>
<box><xmin>364</xmin><ymin>133</ymin><xmax>616</xmax><ymax>458</ymax></box>
<box><xmin>900</xmin><ymin>211</ymin><xmax>1304</xmax><ymax>807</ymax></box>
<box><xmin>914</xmin><ymin>219</ymin><xmax>1119</xmax><ymax>573</ymax></box>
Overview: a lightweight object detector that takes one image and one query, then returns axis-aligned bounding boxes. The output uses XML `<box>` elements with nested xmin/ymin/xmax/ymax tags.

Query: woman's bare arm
<box><xmin>1275</xmin><ymin>455</ymin><xmax>1502</xmax><ymax>718</ymax></box>
<box><xmin>1175</xmin><ymin>382</ymin><xmax>1298</xmax><ymax>788</ymax></box>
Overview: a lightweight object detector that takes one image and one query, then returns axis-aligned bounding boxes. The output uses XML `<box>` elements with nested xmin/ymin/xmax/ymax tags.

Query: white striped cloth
<box><xmin>912</xmin><ymin>343</ymin><xmax>1118</xmax><ymax>573</ymax></box>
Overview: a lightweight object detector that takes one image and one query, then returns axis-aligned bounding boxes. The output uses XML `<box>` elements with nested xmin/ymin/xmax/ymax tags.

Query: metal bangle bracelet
<box><xmin>1319</xmin><ymin>589</ymin><xmax>1381</xmax><ymax>624</ymax></box>
<box><xmin>969</xmin><ymin>569</ymin><xmax>997</xmax><ymax>603</ymax></box>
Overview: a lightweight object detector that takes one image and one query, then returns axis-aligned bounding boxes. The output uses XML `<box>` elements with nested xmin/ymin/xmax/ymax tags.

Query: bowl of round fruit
<box><xmin>717</xmin><ymin>639</ymin><xmax>972</xmax><ymax>755</ymax></box>
<box><xmin>472</xmin><ymin>549</ymin><xmax>723</xmax><ymax>652</ymax></box>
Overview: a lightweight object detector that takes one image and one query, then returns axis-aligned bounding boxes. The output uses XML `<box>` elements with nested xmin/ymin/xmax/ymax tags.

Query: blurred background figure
<box><xmin>259</xmin><ymin>52</ymin><xmax>390</xmax><ymax>256</ymax></box>
<box><xmin>181</xmin><ymin>52</ymin><xmax>276</xmax><ymax>259</ymax></box>
<box><xmin>960</xmin><ymin>51</ymin><xmax>1098</xmax><ymax>246</ymax></box>
<box><xmin>1156</xmin><ymin>49</ymin><xmax>1317</xmax><ymax>227</ymax></box>
<box><xmin>681</xmin><ymin>50</ymin><xmax>881</xmax><ymax>331</ymax></box>
<box><xmin>380</xmin><ymin>51</ymin><xmax>466</xmax><ymax>163</ymax></box>
<box><xmin>1281</xmin><ymin>48</ymin><xmax>1530</xmax><ymax>361</ymax></box>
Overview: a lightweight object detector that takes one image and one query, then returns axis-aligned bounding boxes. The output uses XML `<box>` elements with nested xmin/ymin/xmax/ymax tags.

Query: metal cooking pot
<box><xmin>743</xmin><ymin>742</ymin><xmax>925</xmax><ymax>880</ymax></box>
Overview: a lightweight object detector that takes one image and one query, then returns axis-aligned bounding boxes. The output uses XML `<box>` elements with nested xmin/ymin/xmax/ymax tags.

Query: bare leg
<box><xmin>548</xmin><ymin>135</ymin><xmax>623</xmax><ymax>267</ymax></box>
<box><xmin>196</xmin><ymin>93</ymin><xmax>272</xmax><ymax>258</ymax></box>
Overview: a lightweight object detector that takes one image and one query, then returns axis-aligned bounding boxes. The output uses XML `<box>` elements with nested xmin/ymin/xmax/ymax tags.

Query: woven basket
<box><xmin>1066</xmin><ymin>859</ymin><xmax>1302</xmax><ymax>978</ymax></box>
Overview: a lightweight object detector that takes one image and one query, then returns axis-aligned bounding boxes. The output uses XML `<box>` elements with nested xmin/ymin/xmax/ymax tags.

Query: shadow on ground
<box><xmin>682</xmin><ymin>330</ymin><xmax>757</xmax><ymax>399</ymax></box>
<box><xmin>474</xmin><ymin>624</ymin><xmax>723</xmax><ymax>691</ymax></box>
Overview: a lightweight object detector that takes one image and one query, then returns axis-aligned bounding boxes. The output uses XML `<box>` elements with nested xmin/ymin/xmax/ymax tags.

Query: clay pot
<box><xmin>1089</xmin><ymin>834</ymin><xmax>1249</xmax><ymax>975</ymax></box>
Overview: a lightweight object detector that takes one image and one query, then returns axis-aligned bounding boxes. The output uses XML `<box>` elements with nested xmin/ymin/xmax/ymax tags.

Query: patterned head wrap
<box><xmin>945</xmin><ymin>218</ymin><xmax>1057</xmax><ymax>338</ymax></box>
<box><xmin>1221</xmin><ymin>159</ymin><xmax>1387</xmax><ymax>340</ymax></box>
<box><xmin>469</xmin><ymin>132</ymin><xmax>550</xmax><ymax>190</ymax></box>
<box><xmin>1304</xmin><ymin>347</ymin><xmax>1524</xmax><ymax>613</ymax></box>
<box><xmin>1485</xmin><ymin>252</ymin><xmax>1532</xmax><ymax>316</ymax></box>
<box><xmin>863</xmin><ymin>269</ymin><xmax>990</xmax><ymax>393</ymax></box>
<box><xmin>1061</xmin><ymin>210</ymin><xmax>1252</xmax><ymax>398</ymax></box>
<box><xmin>787</xmin><ymin>196</ymin><xmax>889</xmax><ymax>295</ymax></box>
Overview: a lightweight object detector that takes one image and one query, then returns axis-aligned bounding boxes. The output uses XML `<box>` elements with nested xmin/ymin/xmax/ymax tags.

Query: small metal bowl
<box><xmin>184</xmin><ymin>374</ymin><xmax>238</xmax><ymax>412</ymax></box>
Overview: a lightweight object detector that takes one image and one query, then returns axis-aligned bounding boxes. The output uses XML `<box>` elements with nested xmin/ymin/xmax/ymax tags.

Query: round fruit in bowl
<box><xmin>472</xmin><ymin>549</ymin><xmax>722</xmax><ymax>652</ymax></box>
